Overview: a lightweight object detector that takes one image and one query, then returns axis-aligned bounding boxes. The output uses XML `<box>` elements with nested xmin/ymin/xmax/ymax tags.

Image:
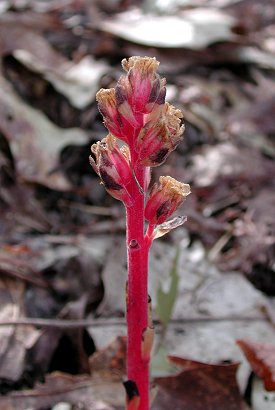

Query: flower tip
<box><xmin>121</xmin><ymin>56</ymin><xmax>160</xmax><ymax>74</ymax></box>
<box><xmin>96</xmin><ymin>87</ymin><xmax>113</xmax><ymax>101</ymax></box>
<box><xmin>160</xmin><ymin>175</ymin><xmax>191</xmax><ymax>197</ymax></box>
<box><xmin>96</xmin><ymin>88</ymin><xmax>117</xmax><ymax>112</ymax></box>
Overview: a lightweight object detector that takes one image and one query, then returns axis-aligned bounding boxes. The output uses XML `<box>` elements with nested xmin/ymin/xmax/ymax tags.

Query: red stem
<box><xmin>126</xmin><ymin>154</ymin><xmax>150</xmax><ymax>409</ymax></box>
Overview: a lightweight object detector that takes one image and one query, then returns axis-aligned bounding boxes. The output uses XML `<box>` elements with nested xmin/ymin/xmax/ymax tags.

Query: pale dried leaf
<box><xmin>0</xmin><ymin>372</ymin><xmax>123</xmax><ymax>410</ymax></box>
<box><xmin>14</xmin><ymin>52</ymin><xmax>109</xmax><ymax>109</ymax></box>
<box><xmin>98</xmin><ymin>8</ymin><xmax>236</xmax><ymax>49</ymax></box>
<box><xmin>0</xmin><ymin>75</ymin><xmax>88</xmax><ymax>190</ymax></box>
<box><xmin>0</xmin><ymin>279</ymin><xmax>40</xmax><ymax>381</ymax></box>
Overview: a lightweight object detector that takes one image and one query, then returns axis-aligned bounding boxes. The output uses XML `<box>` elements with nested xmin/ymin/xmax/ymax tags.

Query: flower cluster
<box><xmin>91</xmin><ymin>56</ymin><xmax>190</xmax><ymax>226</ymax></box>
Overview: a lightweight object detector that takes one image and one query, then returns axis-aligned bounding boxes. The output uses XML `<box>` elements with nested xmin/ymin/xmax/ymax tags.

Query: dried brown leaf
<box><xmin>89</xmin><ymin>335</ymin><xmax>127</xmax><ymax>380</ymax></box>
<box><xmin>152</xmin><ymin>356</ymin><xmax>249</xmax><ymax>409</ymax></box>
<box><xmin>237</xmin><ymin>339</ymin><xmax>275</xmax><ymax>391</ymax></box>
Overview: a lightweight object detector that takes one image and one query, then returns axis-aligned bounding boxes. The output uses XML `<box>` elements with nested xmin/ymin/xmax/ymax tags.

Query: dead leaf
<box><xmin>190</xmin><ymin>142</ymin><xmax>274</xmax><ymax>188</ymax></box>
<box><xmin>228</xmin><ymin>70</ymin><xmax>275</xmax><ymax>145</ymax></box>
<box><xmin>237</xmin><ymin>46</ymin><xmax>275</xmax><ymax>70</ymax></box>
<box><xmin>0</xmin><ymin>183</ymin><xmax>52</xmax><ymax>234</ymax></box>
<box><xmin>96</xmin><ymin>238</ymin><xmax>127</xmax><ymax>316</ymax></box>
<box><xmin>30</xmin><ymin>295</ymin><xmax>95</xmax><ymax>377</ymax></box>
<box><xmin>262</xmin><ymin>300</ymin><xmax>275</xmax><ymax>328</ymax></box>
<box><xmin>0</xmin><ymin>75</ymin><xmax>88</xmax><ymax>190</ymax></box>
<box><xmin>0</xmin><ymin>12</ymin><xmax>109</xmax><ymax>109</ymax></box>
<box><xmin>0</xmin><ymin>244</ymin><xmax>49</xmax><ymax>287</ymax></box>
<box><xmin>97</xmin><ymin>7</ymin><xmax>237</xmax><ymax>49</ymax></box>
<box><xmin>152</xmin><ymin>357</ymin><xmax>249</xmax><ymax>409</ymax></box>
<box><xmin>0</xmin><ymin>10</ymin><xmax>60</xmax><ymax>32</ymax></box>
<box><xmin>237</xmin><ymin>339</ymin><xmax>275</xmax><ymax>391</ymax></box>
<box><xmin>0</xmin><ymin>372</ymin><xmax>123</xmax><ymax>410</ymax></box>
<box><xmin>234</xmin><ymin>189</ymin><xmax>275</xmax><ymax>281</ymax></box>
<box><xmin>14</xmin><ymin>52</ymin><xmax>109</xmax><ymax>109</ymax></box>
<box><xmin>89</xmin><ymin>335</ymin><xmax>127</xmax><ymax>380</ymax></box>
<box><xmin>0</xmin><ymin>18</ymin><xmax>65</xmax><ymax>63</ymax></box>
<box><xmin>0</xmin><ymin>278</ymin><xmax>40</xmax><ymax>381</ymax></box>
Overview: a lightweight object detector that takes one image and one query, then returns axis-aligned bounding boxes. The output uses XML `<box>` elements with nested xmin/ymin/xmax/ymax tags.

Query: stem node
<box><xmin>128</xmin><ymin>239</ymin><xmax>140</xmax><ymax>249</ymax></box>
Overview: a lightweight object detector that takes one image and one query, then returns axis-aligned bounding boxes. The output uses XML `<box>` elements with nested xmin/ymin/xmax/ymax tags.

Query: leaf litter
<box><xmin>152</xmin><ymin>357</ymin><xmax>249</xmax><ymax>410</ymax></box>
<box><xmin>96</xmin><ymin>7</ymin><xmax>237</xmax><ymax>49</ymax></box>
<box><xmin>0</xmin><ymin>0</ymin><xmax>274</xmax><ymax>409</ymax></box>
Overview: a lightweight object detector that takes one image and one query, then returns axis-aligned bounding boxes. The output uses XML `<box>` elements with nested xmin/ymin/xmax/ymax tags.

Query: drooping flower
<box><xmin>90</xmin><ymin>134</ymin><xmax>133</xmax><ymax>205</ymax></box>
<box><xmin>145</xmin><ymin>176</ymin><xmax>191</xmax><ymax>225</ymax></box>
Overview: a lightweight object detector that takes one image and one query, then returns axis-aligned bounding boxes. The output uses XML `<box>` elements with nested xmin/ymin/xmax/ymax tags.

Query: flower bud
<box><xmin>96</xmin><ymin>57</ymin><xmax>168</xmax><ymax>149</ymax></box>
<box><xmin>136</xmin><ymin>103</ymin><xmax>184</xmax><ymax>167</ymax></box>
<box><xmin>145</xmin><ymin>176</ymin><xmax>190</xmax><ymax>225</ymax></box>
<box><xmin>90</xmin><ymin>134</ymin><xmax>133</xmax><ymax>205</ymax></box>
<box><xmin>96</xmin><ymin>88</ymin><xmax>136</xmax><ymax>144</ymax></box>
<box><xmin>121</xmin><ymin>56</ymin><xmax>165</xmax><ymax>114</ymax></box>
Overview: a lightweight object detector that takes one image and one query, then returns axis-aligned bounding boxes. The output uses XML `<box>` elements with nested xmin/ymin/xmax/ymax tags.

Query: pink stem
<box><xmin>126</xmin><ymin>157</ymin><xmax>150</xmax><ymax>409</ymax></box>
